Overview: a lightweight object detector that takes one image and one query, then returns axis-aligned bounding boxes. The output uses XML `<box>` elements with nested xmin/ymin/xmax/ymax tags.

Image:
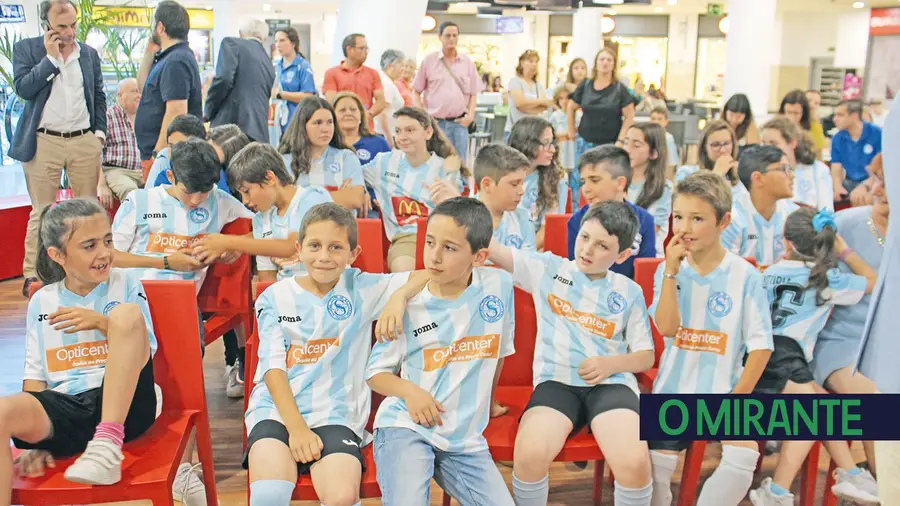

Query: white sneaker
<box><xmin>832</xmin><ymin>468</ymin><xmax>881</xmax><ymax>505</ymax></box>
<box><xmin>173</xmin><ymin>462</ymin><xmax>208</xmax><ymax>506</ymax></box>
<box><xmin>224</xmin><ymin>365</ymin><xmax>243</xmax><ymax>399</ymax></box>
<box><xmin>749</xmin><ymin>478</ymin><xmax>794</xmax><ymax>506</ymax></box>
<box><xmin>64</xmin><ymin>439</ymin><xmax>124</xmax><ymax>485</ymax></box>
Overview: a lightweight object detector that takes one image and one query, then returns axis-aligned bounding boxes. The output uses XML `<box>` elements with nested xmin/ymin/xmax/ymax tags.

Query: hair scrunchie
<box><xmin>812</xmin><ymin>209</ymin><xmax>836</xmax><ymax>233</ymax></box>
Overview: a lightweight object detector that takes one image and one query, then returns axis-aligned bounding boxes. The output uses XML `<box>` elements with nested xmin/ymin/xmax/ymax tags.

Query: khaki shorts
<box><xmin>387</xmin><ymin>233</ymin><xmax>417</xmax><ymax>268</ymax></box>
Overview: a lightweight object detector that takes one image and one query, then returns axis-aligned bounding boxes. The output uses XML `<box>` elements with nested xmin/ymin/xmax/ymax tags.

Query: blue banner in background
<box><xmin>639</xmin><ymin>394</ymin><xmax>900</xmax><ymax>441</ymax></box>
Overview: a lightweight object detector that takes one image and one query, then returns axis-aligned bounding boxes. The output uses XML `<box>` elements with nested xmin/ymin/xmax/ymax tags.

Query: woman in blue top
<box><xmin>333</xmin><ymin>92</ymin><xmax>391</xmax><ymax>218</ymax></box>
<box><xmin>273</xmin><ymin>27</ymin><xmax>316</xmax><ymax>134</ymax></box>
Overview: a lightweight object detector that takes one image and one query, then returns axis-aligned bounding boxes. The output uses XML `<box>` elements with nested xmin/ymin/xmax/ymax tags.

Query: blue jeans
<box><xmin>374</xmin><ymin>427</ymin><xmax>514</xmax><ymax>506</ymax></box>
<box><xmin>437</xmin><ymin>119</ymin><xmax>469</xmax><ymax>162</ymax></box>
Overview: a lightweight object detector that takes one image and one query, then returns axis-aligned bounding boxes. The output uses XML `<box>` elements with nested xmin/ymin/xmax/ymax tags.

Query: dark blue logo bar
<box><xmin>639</xmin><ymin>394</ymin><xmax>900</xmax><ymax>441</ymax></box>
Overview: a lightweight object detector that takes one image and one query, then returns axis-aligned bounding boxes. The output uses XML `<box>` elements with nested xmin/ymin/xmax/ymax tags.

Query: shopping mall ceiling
<box><xmin>424</xmin><ymin>0</ymin><xmax>900</xmax><ymax>13</ymax></box>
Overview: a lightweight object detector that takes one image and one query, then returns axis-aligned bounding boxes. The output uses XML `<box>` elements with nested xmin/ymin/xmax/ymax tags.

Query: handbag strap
<box><xmin>439</xmin><ymin>57</ymin><xmax>468</xmax><ymax>97</ymax></box>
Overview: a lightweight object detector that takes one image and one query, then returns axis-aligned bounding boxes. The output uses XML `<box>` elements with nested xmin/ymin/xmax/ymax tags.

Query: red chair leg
<box><xmin>677</xmin><ymin>441</ymin><xmax>708</xmax><ymax>506</ymax></box>
<box><xmin>593</xmin><ymin>459</ymin><xmax>606</xmax><ymax>505</ymax></box>
<box><xmin>756</xmin><ymin>440</ymin><xmax>766</xmax><ymax>472</ymax></box>
<box><xmin>823</xmin><ymin>457</ymin><xmax>838</xmax><ymax>506</ymax></box>
<box><xmin>442</xmin><ymin>491</ymin><xmax>452</xmax><ymax>505</ymax></box>
<box><xmin>194</xmin><ymin>419</ymin><xmax>219</xmax><ymax>506</ymax></box>
<box><xmin>150</xmin><ymin>488</ymin><xmax>176</xmax><ymax>505</ymax></box>
<box><xmin>798</xmin><ymin>442</ymin><xmax>821</xmax><ymax>506</ymax></box>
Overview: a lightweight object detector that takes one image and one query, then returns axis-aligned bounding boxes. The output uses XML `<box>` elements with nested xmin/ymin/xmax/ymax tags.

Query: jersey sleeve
<box><xmin>159</xmin><ymin>60</ymin><xmax>193</xmax><ymax>102</ymax></box>
<box><xmin>830</xmin><ymin>135</ymin><xmax>845</xmax><ymax>165</ymax></box>
<box><xmin>217</xmin><ymin>191</ymin><xmax>253</xmax><ymax>228</ymax></box>
<box><xmin>125</xmin><ymin>274</ymin><xmax>156</xmax><ymax>353</ymax></box>
<box><xmin>145</xmin><ymin>151</ymin><xmax>169</xmax><ymax>188</ymax></box>
<box><xmin>355</xmin><ymin>271</ymin><xmax>413</xmax><ymax>320</ymax></box>
<box><xmin>343</xmin><ymin>150</ymin><xmax>365</xmax><ymax>186</ymax></box>
<box><xmin>298</xmin><ymin>63</ymin><xmax>316</xmax><ymax>93</ymax></box>
<box><xmin>23</xmin><ymin>297</ymin><xmax>47</xmax><ymax>383</ymax></box>
<box><xmin>624</xmin><ymin>289</ymin><xmax>654</xmax><ymax>353</ymax></box>
<box><xmin>255</xmin><ymin>291</ymin><xmax>290</xmax><ymax>379</ymax></box>
<box><xmin>366</xmin><ymin>336</ymin><xmax>405</xmax><ymax>378</ymax></box>
<box><xmin>648</xmin><ymin>260</ymin><xmax>667</xmax><ymax>318</ymax></box>
<box><xmin>112</xmin><ymin>193</ymin><xmax>137</xmax><ymax>252</ymax></box>
<box><xmin>816</xmin><ymin>162</ymin><xmax>835</xmax><ymax>212</ymax></box>
<box><xmin>741</xmin><ymin>270</ymin><xmax>775</xmax><ymax>352</ymax></box>
<box><xmin>720</xmin><ymin>213</ymin><xmax>744</xmax><ymax>254</ymax></box>
<box><xmin>826</xmin><ymin>269</ymin><xmax>867</xmax><ymax>306</ymax></box>
<box><xmin>652</xmin><ymin>184</ymin><xmax>674</xmax><ymax>229</ymax></box>
<box><xmin>521</xmin><ymin>212</ymin><xmax>537</xmax><ymax>252</ymax></box>
<box><xmin>362</xmin><ymin>153</ymin><xmax>382</xmax><ymax>187</ymax></box>
<box><xmin>499</xmin><ymin>275</ymin><xmax>516</xmax><ymax>359</ymax></box>
<box><xmin>510</xmin><ymin>249</ymin><xmax>552</xmax><ymax>293</ymax></box>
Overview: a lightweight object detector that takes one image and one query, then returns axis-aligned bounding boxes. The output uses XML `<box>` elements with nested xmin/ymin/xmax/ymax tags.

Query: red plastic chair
<box><xmin>565</xmin><ymin>189</ymin><xmax>573</xmax><ymax>214</ymax></box>
<box><xmin>13</xmin><ymin>280</ymin><xmax>217</xmax><ymax>506</ymax></box>
<box><xmin>198</xmin><ymin>218</ymin><xmax>252</xmax><ymax>346</ymax></box>
<box><xmin>415</xmin><ymin>216</ymin><xmax>427</xmax><ymax>271</ymax></box>
<box><xmin>543</xmin><ymin>213</ymin><xmax>571</xmax><ymax>258</ymax></box>
<box><xmin>353</xmin><ymin>218</ymin><xmax>386</xmax><ymax>274</ymax></box>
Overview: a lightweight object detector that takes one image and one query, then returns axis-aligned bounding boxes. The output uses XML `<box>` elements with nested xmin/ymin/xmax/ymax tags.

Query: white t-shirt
<box><xmin>792</xmin><ymin>161</ymin><xmax>834</xmax><ymax>212</ymax></box>
<box><xmin>376</xmin><ymin>70</ymin><xmax>404</xmax><ymax>140</ymax></box>
<box><xmin>506</xmin><ymin>76</ymin><xmax>546</xmax><ymax>129</ymax></box>
<box><xmin>252</xmin><ymin>187</ymin><xmax>333</xmax><ymax>279</ymax></box>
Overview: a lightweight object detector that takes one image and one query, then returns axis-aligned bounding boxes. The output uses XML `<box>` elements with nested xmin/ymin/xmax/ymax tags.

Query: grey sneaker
<box><xmin>749</xmin><ymin>478</ymin><xmax>794</xmax><ymax>506</ymax></box>
<box><xmin>173</xmin><ymin>463</ymin><xmax>208</xmax><ymax>506</ymax></box>
<box><xmin>224</xmin><ymin>364</ymin><xmax>243</xmax><ymax>399</ymax></box>
<box><xmin>64</xmin><ymin>439</ymin><xmax>124</xmax><ymax>485</ymax></box>
<box><xmin>832</xmin><ymin>468</ymin><xmax>881</xmax><ymax>506</ymax></box>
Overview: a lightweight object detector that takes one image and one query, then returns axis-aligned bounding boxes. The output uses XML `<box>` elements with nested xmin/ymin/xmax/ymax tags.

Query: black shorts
<box><xmin>754</xmin><ymin>335</ymin><xmax>815</xmax><ymax>394</ymax></box>
<box><xmin>13</xmin><ymin>359</ymin><xmax>157</xmax><ymax>457</ymax></box>
<box><xmin>243</xmin><ymin>420</ymin><xmax>364</xmax><ymax>475</ymax></box>
<box><xmin>648</xmin><ymin>439</ymin><xmax>692</xmax><ymax>452</ymax></box>
<box><xmin>524</xmin><ymin>381</ymin><xmax>640</xmax><ymax>432</ymax></box>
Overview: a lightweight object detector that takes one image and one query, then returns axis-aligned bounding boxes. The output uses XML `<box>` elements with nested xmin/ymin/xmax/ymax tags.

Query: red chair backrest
<box><xmin>633</xmin><ymin>258</ymin><xmax>663</xmax><ymax>310</ymax></box>
<box><xmin>197</xmin><ymin>218</ymin><xmax>251</xmax><ymax>313</ymax></box>
<box><xmin>564</xmin><ymin>189</ymin><xmax>572</xmax><ymax>214</ymax></box>
<box><xmin>497</xmin><ymin>288</ymin><xmax>536</xmax><ymax>387</ymax></box>
<box><xmin>353</xmin><ymin>219</ymin><xmax>386</xmax><ymax>274</ymax></box>
<box><xmin>143</xmin><ymin>280</ymin><xmax>208</xmax><ymax>413</ymax></box>
<box><xmin>543</xmin><ymin>214</ymin><xmax>570</xmax><ymax>258</ymax></box>
<box><xmin>415</xmin><ymin>216</ymin><xmax>427</xmax><ymax>271</ymax></box>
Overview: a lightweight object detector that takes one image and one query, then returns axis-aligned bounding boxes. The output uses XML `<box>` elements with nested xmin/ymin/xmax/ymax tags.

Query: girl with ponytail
<box><xmin>8</xmin><ymin>199</ymin><xmax>160</xmax><ymax>493</ymax></box>
<box><xmin>749</xmin><ymin>207</ymin><xmax>880</xmax><ymax>505</ymax></box>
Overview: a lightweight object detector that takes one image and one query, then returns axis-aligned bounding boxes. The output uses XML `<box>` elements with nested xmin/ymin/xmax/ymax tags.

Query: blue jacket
<box><xmin>11</xmin><ymin>38</ymin><xmax>107</xmax><ymax>162</ymax></box>
<box><xmin>205</xmin><ymin>37</ymin><xmax>275</xmax><ymax>143</ymax></box>
<box><xmin>567</xmin><ymin>201</ymin><xmax>657</xmax><ymax>279</ymax></box>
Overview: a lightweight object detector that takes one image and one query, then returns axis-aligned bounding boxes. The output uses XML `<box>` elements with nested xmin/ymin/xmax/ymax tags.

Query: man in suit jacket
<box><xmin>12</xmin><ymin>0</ymin><xmax>107</xmax><ymax>297</ymax></box>
<box><xmin>204</xmin><ymin>19</ymin><xmax>276</xmax><ymax>143</ymax></box>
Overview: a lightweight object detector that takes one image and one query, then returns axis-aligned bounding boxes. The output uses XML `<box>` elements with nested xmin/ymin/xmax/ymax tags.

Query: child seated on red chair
<box><xmin>650</xmin><ymin>171</ymin><xmax>773</xmax><ymax>506</ymax></box>
<box><xmin>748</xmin><ymin>207</ymin><xmax>879</xmax><ymax>506</ymax></box>
<box><xmin>567</xmin><ymin>146</ymin><xmax>657</xmax><ymax>279</ymax></box>
<box><xmin>474</xmin><ymin>144</ymin><xmax>536</xmax><ymax>253</ymax></box>
<box><xmin>366</xmin><ymin>198</ymin><xmax>516</xmax><ymax>506</ymax></box>
<box><xmin>7</xmin><ymin>199</ymin><xmax>157</xmax><ymax>493</ymax></box>
<box><xmin>191</xmin><ymin>142</ymin><xmax>333</xmax><ymax>283</ymax></box>
<box><xmin>489</xmin><ymin>200</ymin><xmax>656</xmax><ymax>506</ymax></box>
<box><xmin>244</xmin><ymin>203</ymin><xmax>423</xmax><ymax>506</ymax></box>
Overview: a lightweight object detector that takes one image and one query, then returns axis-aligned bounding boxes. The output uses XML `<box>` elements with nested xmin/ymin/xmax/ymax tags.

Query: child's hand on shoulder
<box><xmin>578</xmin><ymin>356</ymin><xmax>615</xmax><ymax>385</ymax></box>
<box><xmin>375</xmin><ymin>294</ymin><xmax>410</xmax><ymax>343</ymax></box>
<box><xmin>426</xmin><ymin>180</ymin><xmax>461</xmax><ymax>205</ymax></box>
<box><xmin>443</xmin><ymin>155</ymin><xmax>461</xmax><ymax>173</ymax></box>
<box><xmin>664</xmin><ymin>232</ymin><xmax>688</xmax><ymax>272</ymax></box>
<box><xmin>403</xmin><ymin>385</ymin><xmax>445</xmax><ymax>428</ymax></box>
<box><xmin>288</xmin><ymin>427</ymin><xmax>324</xmax><ymax>464</ymax></box>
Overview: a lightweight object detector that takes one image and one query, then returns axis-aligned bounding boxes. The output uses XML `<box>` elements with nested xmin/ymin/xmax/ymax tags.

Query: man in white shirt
<box><xmin>376</xmin><ymin>49</ymin><xmax>406</xmax><ymax>148</ymax></box>
<box><xmin>11</xmin><ymin>0</ymin><xmax>107</xmax><ymax>297</ymax></box>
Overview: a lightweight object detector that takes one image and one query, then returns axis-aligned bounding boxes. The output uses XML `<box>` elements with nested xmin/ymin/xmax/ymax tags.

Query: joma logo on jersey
<box><xmin>392</xmin><ymin>196</ymin><xmax>428</xmax><ymax>226</ymax></box>
<box><xmin>46</xmin><ymin>340</ymin><xmax>109</xmax><ymax>373</ymax></box>
<box><xmin>423</xmin><ymin>334</ymin><xmax>500</xmax><ymax>371</ymax></box>
<box><xmin>146</xmin><ymin>233</ymin><xmax>205</xmax><ymax>254</ymax></box>
<box><xmin>278</xmin><ymin>315</ymin><xmax>302</xmax><ymax>323</ymax></box>
<box><xmin>548</xmin><ymin>294</ymin><xmax>616</xmax><ymax>338</ymax></box>
<box><xmin>143</xmin><ymin>212</ymin><xmax>167</xmax><ymax>219</ymax></box>
<box><xmin>673</xmin><ymin>327</ymin><xmax>728</xmax><ymax>355</ymax></box>
<box><xmin>385</xmin><ymin>171</ymin><xmax>400</xmax><ymax>178</ymax></box>
<box><xmin>38</xmin><ymin>314</ymin><xmax>49</xmax><ymax>322</ymax></box>
<box><xmin>553</xmin><ymin>274</ymin><xmax>573</xmax><ymax>286</ymax></box>
<box><xmin>413</xmin><ymin>322</ymin><xmax>438</xmax><ymax>337</ymax></box>
<box><xmin>287</xmin><ymin>338</ymin><xmax>339</xmax><ymax>367</ymax></box>
<box><xmin>261</xmin><ymin>231</ymin><xmax>273</xmax><ymax>238</ymax></box>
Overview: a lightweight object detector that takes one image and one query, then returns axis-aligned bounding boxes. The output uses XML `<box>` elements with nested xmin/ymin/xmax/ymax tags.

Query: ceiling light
<box><xmin>718</xmin><ymin>15</ymin><xmax>729</xmax><ymax>35</ymax></box>
<box><xmin>668</xmin><ymin>0</ymin><xmax>677</xmax><ymax>4</ymax></box>
<box><xmin>853</xmin><ymin>1</ymin><xmax>865</xmax><ymax>7</ymax></box>
<box><xmin>204</xmin><ymin>4</ymin><xmax>212</xmax><ymax>10</ymax></box>
<box><xmin>601</xmin><ymin>15</ymin><xmax>616</xmax><ymax>33</ymax></box>
<box><xmin>466</xmin><ymin>1</ymin><xmax>492</xmax><ymax>6</ymax></box>
<box><xmin>655</xmin><ymin>7</ymin><xmax>664</xmax><ymax>12</ymax></box>
<box><xmin>608</xmin><ymin>9</ymin><xmax>617</xmax><ymax>15</ymax></box>
<box><xmin>262</xmin><ymin>3</ymin><xmax>271</xmax><ymax>11</ymax></box>
<box><xmin>421</xmin><ymin>14</ymin><xmax>437</xmax><ymax>31</ymax></box>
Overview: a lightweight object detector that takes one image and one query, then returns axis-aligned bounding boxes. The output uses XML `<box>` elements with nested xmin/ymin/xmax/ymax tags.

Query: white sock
<box><xmin>512</xmin><ymin>473</ymin><xmax>549</xmax><ymax>506</ymax></box>
<box><xmin>696</xmin><ymin>445</ymin><xmax>759</xmax><ymax>506</ymax></box>
<box><xmin>614</xmin><ymin>480</ymin><xmax>653</xmax><ymax>506</ymax></box>
<box><xmin>650</xmin><ymin>451</ymin><xmax>678</xmax><ymax>506</ymax></box>
<box><xmin>250</xmin><ymin>479</ymin><xmax>294</xmax><ymax>506</ymax></box>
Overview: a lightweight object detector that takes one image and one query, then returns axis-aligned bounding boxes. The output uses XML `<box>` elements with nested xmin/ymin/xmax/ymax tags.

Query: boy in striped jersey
<box><xmin>721</xmin><ymin>144</ymin><xmax>799</xmax><ymax>268</ymax></box>
<box><xmin>244</xmin><ymin>203</ymin><xmax>418</xmax><ymax>506</ymax></box>
<box><xmin>366</xmin><ymin>198</ymin><xmax>516</xmax><ymax>506</ymax></box>
<box><xmin>650</xmin><ymin>172</ymin><xmax>774</xmax><ymax>506</ymax></box>
<box><xmin>490</xmin><ymin>200</ymin><xmax>656</xmax><ymax>506</ymax></box>
<box><xmin>474</xmin><ymin>144</ymin><xmax>536</xmax><ymax>253</ymax></box>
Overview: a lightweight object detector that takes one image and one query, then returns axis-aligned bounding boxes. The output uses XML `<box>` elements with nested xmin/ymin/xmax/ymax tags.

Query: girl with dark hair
<box><xmin>8</xmin><ymin>199</ymin><xmax>160</xmax><ymax>491</ymax></box>
<box><xmin>273</xmin><ymin>26</ymin><xmax>316</xmax><ymax>135</ymax></box>
<box><xmin>563</xmin><ymin>58</ymin><xmax>588</xmax><ymax>94</ymax></box>
<box><xmin>721</xmin><ymin>93</ymin><xmax>760</xmax><ymax>145</ymax></box>
<box><xmin>153</xmin><ymin>123</ymin><xmax>244</xmax><ymax>194</ymax></box>
<box><xmin>675</xmin><ymin>119</ymin><xmax>747</xmax><ymax>201</ymax></box>
<box><xmin>779</xmin><ymin>89</ymin><xmax>811</xmax><ymax>131</ymax></box>
<box><xmin>279</xmin><ymin>97</ymin><xmax>367</xmax><ymax>214</ymax></box>
<box><xmin>761</xmin><ymin>116</ymin><xmax>833</xmax><ymax>211</ymax></box>
<box><xmin>363</xmin><ymin>106</ymin><xmax>467</xmax><ymax>272</ymax></box>
<box><xmin>508</xmin><ymin>116</ymin><xmax>568</xmax><ymax>247</ymax></box>
<box><xmin>506</xmin><ymin>50</ymin><xmax>554</xmax><ymax>131</ymax></box>
<box><xmin>749</xmin><ymin>207</ymin><xmax>879</xmax><ymax>506</ymax></box>
<box><xmin>623</xmin><ymin>123</ymin><xmax>673</xmax><ymax>255</ymax></box>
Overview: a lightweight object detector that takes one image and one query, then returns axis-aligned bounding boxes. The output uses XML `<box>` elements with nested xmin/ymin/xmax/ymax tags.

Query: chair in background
<box><xmin>543</xmin><ymin>213</ymin><xmax>571</xmax><ymax>258</ymax></box>
<box><xmin>353</xmin><ymin>218</ymin><xmax>386</xmax><ymax>274</ymax></box>
<box><xmin>198</xmin><ymin>218</ymin><xmax>252</xmax><ymax>346</ymax></box>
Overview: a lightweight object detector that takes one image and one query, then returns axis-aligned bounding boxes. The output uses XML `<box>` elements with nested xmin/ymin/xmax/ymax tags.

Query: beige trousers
<box><xmin>876</xmin><ymin>441</ymin><xmax>900</xmax><ymax>505</ymax></box>
<box><xmin>22</xmin><ymin>132</ymin><xmax>102</xmax><ymax>277</ymax></box>
<box><xmin>103</xmin><ymin>166</ymin><xmax>144</xmax><ymax>201</ymax></box>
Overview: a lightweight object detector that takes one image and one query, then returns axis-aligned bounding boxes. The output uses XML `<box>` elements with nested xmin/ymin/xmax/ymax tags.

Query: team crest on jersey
<box><xmin>864</xmin><ymin>144</ymin><xmax>874</xmax><ymax>155</ymax></box>
<box><xmin>357</xmin><ymin>149</ymin><xmax>371</xmax><ymax>161</ymax></box>
<box><xmin>189</xmin><ymin>207</ymin><xmax>210</xmax><ymax>224</ymax></box>
<box><xmin>774</xmin><ymin>235</ymin><xmax>786</xmax><ymax>257</ymax></box>
<box><xmin>326</xmin><ymin>295</ymin><xmax>353</xmax><ymax>320</ymax></box>
<box><xmin>103</xmin><ymin>301</ymin><xmax>121</xmax><ymax>316</ymax></box>
<box><xmin>283</xmin><ymin>69</ymin><xmax>296</xmax><ymax>81</ymax></box>
<box><xmin>504</xmin><ymin>235</ymin><xmax>523</xmax><ymax>248</ymax></box>
<box><xmin>707</xmin><ymin>292</ymin><xmax>733</xmax><ymax>317</ymax></box>
<box><xmin>479</xmin><ymin>295</ymin><xmax>505</xmax><ymax>323</ymax></box>
<box><xmin>607</xmin><ymin>292</ymin><xmax>627</xmax><ymax>315</ymax></box>
<box><xmin>329</xmin><ymin>162</ymin><xmax>342</xmax><ymax>173</ymax></box>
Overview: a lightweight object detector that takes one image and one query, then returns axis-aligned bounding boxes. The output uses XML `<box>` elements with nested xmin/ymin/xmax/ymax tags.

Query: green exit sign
<box><xmin>707</xmin><ymin>3</ymin><xmax>723</xmax><ymax>15</ymax></box>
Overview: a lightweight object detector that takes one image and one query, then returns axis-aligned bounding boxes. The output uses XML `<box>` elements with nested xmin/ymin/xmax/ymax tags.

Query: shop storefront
<box><xmin>865</xmin><ymin>7</ymin><xmax>900</xmax><ymax>103</ymax></box>
<box><xmin>695</xmin><ymin>14</ymin><xmax>728</xmax><ymax>103</ymax></box>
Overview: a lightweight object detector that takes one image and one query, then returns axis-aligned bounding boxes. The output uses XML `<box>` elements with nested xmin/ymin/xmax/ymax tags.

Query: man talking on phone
<box><xmin>10</xmin><ymin>0</ymin><xmax>107</xmax><ymax>298</ymax></box>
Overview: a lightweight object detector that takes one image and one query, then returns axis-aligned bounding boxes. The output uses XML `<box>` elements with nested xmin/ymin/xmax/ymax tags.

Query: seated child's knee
<box><xmin>614</xmin><ymin>452</ymin><xmax>652</xmax><ymax>485</ymax></box>
<box><xmin>108</xmin><ymin>303</ymin><xmax>144</xmax><ymax>332</ymax></box>
<box><xmin>319</xmin><ymin>487</ymin><xmax>359</xmax><ymax>506</ymax></box>
<box><xmin>513</xmin><ymin>444</ymin><xmax>555</xmax><ymax>478</ymax></box>
<box><xmin>249</xmin><ymin>479</ymin><xmax>294</xmax><ymax>506</ymax></box>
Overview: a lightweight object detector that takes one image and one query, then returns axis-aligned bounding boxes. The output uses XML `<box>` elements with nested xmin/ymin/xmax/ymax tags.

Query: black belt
<box><xmin>37</xmin><ymin>128</ymin><xmax>92</xmax><ymax>138</ymax></box>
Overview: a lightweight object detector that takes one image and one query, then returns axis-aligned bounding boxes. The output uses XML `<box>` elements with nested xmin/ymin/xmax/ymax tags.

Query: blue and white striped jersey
<box><xmin>793</xmin><ymin>161</ymin><xmax>834</xmax><ymax>212</ymax></box>
<box><xmin>112</xmin><ymin>186</ymin><xmax>252</xmax><ymax>290</ymax></box>
<box><xmin>511</xmin><ymin>249</ymin><xmax>654</xmax><ymax>394</ymax></box>
<box><xmin>363</xmin><ymin>150</ymin><xmax>463</xmax><ymax>240</ymax></box>
<box><xmin>722</xmin><ymin>197</ymin><xmax>799</xmax><ymax>268</ymax></box>
<box><xmin>284</xmin><ymin>145</ymin><xmax>364</xmax><ymax>191</ymax></box>
<box><xmin>762</xmin><ymin>260</ymin><xmax>865</xmax><ymax>361</ymax></box>
<box><xmin>366</xmin><ymin>268</ymin><xmax>515</xmax><ymax>453</ymax></box>
<box><xmin>650</xmin><ymin>252</ymin><xmax>774</xmax><ymax>394</ymax></box>
<box><xmin>252</xmin><ymin>187</ymin><xmax>333</xmax><ymax>279</ymax></box>
<box><xmin>245</xmin><ymin>269</ymin><xmax>411</xmax><ymax>440</ymax></box>
<box><xmin>493</xmin><ymin>206</ymin><xmax>537</xmax><ymax>252</ymax></box>
<box><xmin>519</xmin><ymin>169</ymin><xmax>569</xmax><ymax>231</ymax></box>
<box><xmin>24</xmin><ymin>269</ymin><xmax>157</xmax><ymax>395</ymax></box>
<box><xmin>674</xmin><ymin>165</ymin><xmax>750</xmax><ymax>203</ymax></box>
<box><xmin>628</xmin><ymin>180</ymin><xmax>673</xmax><ymax>257</ymax></box>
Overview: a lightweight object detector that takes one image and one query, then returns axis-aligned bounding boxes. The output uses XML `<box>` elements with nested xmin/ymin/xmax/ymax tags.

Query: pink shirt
<box><xmin>412</xmin><ymin>51</ymin><xmax>479</xmax><ymax>119</ymax></box>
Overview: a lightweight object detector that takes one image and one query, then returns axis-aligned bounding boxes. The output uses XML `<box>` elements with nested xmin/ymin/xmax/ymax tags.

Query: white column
<box><xmin>834</xmin><ymin>9</ymin><xmax>871</xmax><ymax>70</ymax></box>
<box><xmin>207</xmin><ymin>0</ymin><xmax>240</xmax><ymax>65</ymax></box>
<box><xmin>665</xmin><ymin>13</ymin><xmax>698</xmax><ymax>101</ymax></box>
<box><xmin>331</xmin><ymin>0</ymin><xmax>428</xmax><ymax>68</ymax></box>
<box><xmin>723</xmin><ymin>0</ymin><xmax>777</xmax><ymax>117</ymax></box>
<box><xmin>571</xmin><ymin>7</ymin><xmax>605</xmax><ymax>64</ymax></box>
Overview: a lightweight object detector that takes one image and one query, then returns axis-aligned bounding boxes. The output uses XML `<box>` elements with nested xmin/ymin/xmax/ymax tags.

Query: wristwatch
<box><xmin>276</xmin><ymin>91</ymin><xmax>283</xmax><ymax>100</ymax></box>
<box><xmin>663</xmin><ymin>271</ymin><xmax>677</xmax><ymax>280</ymax></box>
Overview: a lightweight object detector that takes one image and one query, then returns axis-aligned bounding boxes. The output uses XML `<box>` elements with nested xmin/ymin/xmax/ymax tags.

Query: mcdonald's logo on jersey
<box><xmin>392</xmin><ymin>196</ymin><xmax>428</xmax><ymax>226</ymax></box>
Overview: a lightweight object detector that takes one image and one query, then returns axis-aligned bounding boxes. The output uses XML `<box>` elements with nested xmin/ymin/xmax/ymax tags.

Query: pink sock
<box><xmin>94</xmin><ymin>422</ymin><xmax>125</xmax><ymax>447</ymax></box>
